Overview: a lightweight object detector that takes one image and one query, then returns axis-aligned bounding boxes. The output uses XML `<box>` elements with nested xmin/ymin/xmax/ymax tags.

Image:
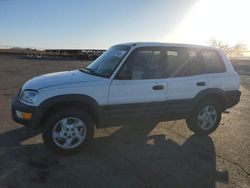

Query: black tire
<box><xmin>186</xmin><ymin>100</ymin><xmax>222</xmax><ymax>135</ymax></box>
<box><xmin>42</xmin><ymin>109</ymin><xmax>94</xmax><ymax>154</ymax></box>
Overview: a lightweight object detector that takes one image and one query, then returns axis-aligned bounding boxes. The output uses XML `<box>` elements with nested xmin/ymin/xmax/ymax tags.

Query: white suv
<box><xmin>12</xmin><ymin>42</ymin><xmax>241</xmax><ymax>154</ymax></box>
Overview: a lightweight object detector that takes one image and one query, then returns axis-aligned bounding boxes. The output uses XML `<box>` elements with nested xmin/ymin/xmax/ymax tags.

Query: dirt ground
<box><xmin>0</xmin><ymin>54</ymin><xmax>249</xmax><ymax>188</ymax></box>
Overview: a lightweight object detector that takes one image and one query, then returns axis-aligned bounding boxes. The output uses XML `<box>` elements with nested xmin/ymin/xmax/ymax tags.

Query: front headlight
<box><xmin>20</xmin><ymin>90</ymin><xmax>38</xmax><ymax>103</ymax></box>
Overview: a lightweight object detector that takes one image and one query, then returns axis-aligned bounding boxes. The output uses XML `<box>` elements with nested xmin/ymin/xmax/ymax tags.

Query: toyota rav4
<box><xmin>11</xmin><ymin>43</ymin><xmax>241</xmax><ymax>154</ymax></box>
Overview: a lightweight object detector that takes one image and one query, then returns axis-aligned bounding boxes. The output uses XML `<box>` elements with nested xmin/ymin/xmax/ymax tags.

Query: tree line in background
<box><xmin>208</xmin><ymin>38</ymin><xmax>247</xmax><ymax>57</ymax></box>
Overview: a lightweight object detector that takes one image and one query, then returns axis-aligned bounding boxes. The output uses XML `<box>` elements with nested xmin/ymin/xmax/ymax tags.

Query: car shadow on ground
<box><xmin>0</xmin><ymin>122</ymin><xmax>229</xmax><ymax>188</ymax></box>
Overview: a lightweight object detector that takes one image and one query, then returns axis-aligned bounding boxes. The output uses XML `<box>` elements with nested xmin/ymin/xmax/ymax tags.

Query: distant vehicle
<box><xmin>12</xmin><ymin>42</ymin><xmax>241</xmax><ymax>154</ymax></box>
<box><xmin>36</xmin><ymin>54</ymin><xmax>42</xmax><ymax>58</ymax></box>
<box><xmin>27</xmin><ymin>54</ymin><xmax>34</xmax><ymax>57</ymax></box>
<box><xmin>26</xmin><ymin>54</ymin><xmax>42</xmax><ymax>59</ymax></box>
<box><xmin>81</xmin><ymin>50</ymin><xmax>105</xmax><ymax>60</ymax></box>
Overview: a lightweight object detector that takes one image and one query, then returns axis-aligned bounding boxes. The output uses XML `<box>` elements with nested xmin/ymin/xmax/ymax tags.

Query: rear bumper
<box><xmin>225</xmin><ymin>90</ymin><xmax>241</xmax><ymax>109</ymax></box>
<box><xmin>11</xmin><ymin>96</ymin><xmax>45</xmax><ymax>129</ymax></box>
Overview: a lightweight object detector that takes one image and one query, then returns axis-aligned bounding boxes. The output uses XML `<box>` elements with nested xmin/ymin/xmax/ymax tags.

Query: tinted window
<box><xmin>201</xmin><ymin>50</ymin><xmax>226</xmax><ymax>73</ymax></box>
<box><xmin>116</xmin><ymin>48</ymin><xmax>165</xmax><ymax>80</ymax></box>
<box><xmin>166</xmin><ymin>47</ymin><xmax>204</xmax><ymax>77</ymax></box>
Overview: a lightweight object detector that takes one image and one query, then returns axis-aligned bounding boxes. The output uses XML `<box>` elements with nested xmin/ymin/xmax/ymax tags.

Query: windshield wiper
<box><xmin>83</xmin><ymin>67</ymin><xmax>95</xmax><ymax>73</ymax></box>
<box><xmin>79</xmin><ymin>68</ymin><xmax>108</xmax><ymax>78</ymax></box>
<box><xmin>79</xmin><ymin>67</ymin><xmax>95</xmax><ymax>74</ymax></box>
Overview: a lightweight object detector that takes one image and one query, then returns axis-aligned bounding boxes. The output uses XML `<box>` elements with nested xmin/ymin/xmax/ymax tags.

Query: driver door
<box><xmin>106</xmin><ymin>47</ymin><xmax>167</xmax><ymax>121</ymax></box>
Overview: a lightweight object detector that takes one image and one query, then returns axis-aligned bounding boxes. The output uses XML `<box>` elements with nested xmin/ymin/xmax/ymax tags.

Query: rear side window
<box><xmin>201</xmin><ymin>50</ymin><xmax>226</xmax><ymax>73</ymax></box>
<box><xmin>166</xmin><ymin>47</ymin><xmax>204</xmax><ymax>77</ymax></box>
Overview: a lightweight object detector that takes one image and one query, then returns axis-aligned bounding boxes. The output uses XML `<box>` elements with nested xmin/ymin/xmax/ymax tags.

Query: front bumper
<box><xmin>225</xmin><ymin>90</ymin><xmax>241</xmax><ymax>109</ymax></box>
<box><xmin>11</xmin><ymin>96</ymin><xmax>45</xmax><ymax>129</ymax></box>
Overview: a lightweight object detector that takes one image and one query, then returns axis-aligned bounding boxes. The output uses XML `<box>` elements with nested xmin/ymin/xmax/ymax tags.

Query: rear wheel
<box><xmin>42</xmin><ymin>109</ymin><xmax>94</xmax><ymax>154</ymax></box>
<box><xmin>186</xmin><ymin>100</ymin><xmax>221</xmax><ymax>135</ymax></box>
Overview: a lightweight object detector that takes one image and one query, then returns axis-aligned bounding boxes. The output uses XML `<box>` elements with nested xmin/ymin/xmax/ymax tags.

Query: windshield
<box><xmin>85</xmin><ymin>45</ymin><xmax>131</xmax><ymax>78</ymax></box>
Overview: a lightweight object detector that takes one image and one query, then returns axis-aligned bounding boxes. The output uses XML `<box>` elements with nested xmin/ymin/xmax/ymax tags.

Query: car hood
<box><xmin>22</xmin><ymin>70</ymin><xmax>102</xmax><ymax>90</ymax></box>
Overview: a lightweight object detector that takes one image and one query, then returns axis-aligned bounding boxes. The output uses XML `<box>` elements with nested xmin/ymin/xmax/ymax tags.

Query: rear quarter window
<box><xmin>202</xmin><ymin>50</ymin><xmax>226</xmax><ymax>73</ymax></box>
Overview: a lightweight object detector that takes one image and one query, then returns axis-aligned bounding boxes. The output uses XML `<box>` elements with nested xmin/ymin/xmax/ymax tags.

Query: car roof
<box><xmin>116</xmin><ymin>42</ymin><xmax>217</xmax><ymax>50</ymax></box>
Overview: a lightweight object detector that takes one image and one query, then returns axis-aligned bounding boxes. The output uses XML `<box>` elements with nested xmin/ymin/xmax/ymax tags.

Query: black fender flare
<box><xmin>39</xmin><ymin>94</ymin><xmax>103</xmax><ymax>127</ymax></box>
<box><xmin>191</xmin><ymin>88</ymin><xmax>226</xmax><ymax>111</ymax></box>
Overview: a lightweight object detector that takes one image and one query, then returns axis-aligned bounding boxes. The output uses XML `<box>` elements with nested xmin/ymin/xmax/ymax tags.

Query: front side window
<box><xmin>85</xmin><ymin>45</ymin><xmax>130</xmax><ymax>78</ymax></box>
<box><xmin>116</xmin><ymin>48</ymin><xmax>165</xmax><ymax>80</ymax></box>
<box><xmin>166</xmin><ymin>47</ymin><xmax>204</xmax><ymax>77</ymax></box>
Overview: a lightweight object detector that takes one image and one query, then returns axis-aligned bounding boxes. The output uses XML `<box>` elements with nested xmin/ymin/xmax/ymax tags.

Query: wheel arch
<box><xmin>38</xmin><ymin>94</ymin><xmax>103</xmax><ymax>129</ymax></box>
<box><xmin>192</xmin><ymin>88</ymin><xmax>227</xmax><ymax>112</ymax></box>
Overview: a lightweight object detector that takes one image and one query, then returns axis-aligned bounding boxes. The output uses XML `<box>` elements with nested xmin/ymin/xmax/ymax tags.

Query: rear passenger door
<box><xmin>165</xmin><ymin>47</ymin><xmax>208</xmax><ymax>101</ymax></box>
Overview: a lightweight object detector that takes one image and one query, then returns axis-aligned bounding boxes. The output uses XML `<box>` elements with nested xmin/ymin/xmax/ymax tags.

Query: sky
<box><xmin>0</xmin><ymin>0</ymin><xmax>249</xmax><ymax>49</ymax></box>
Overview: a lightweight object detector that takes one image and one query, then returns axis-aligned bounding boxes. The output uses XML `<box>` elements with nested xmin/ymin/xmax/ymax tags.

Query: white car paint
<box><xmin>108</xmin><ymin>79</ymin><xmax>167</xmax><ymax>104</ymax></box>
<box><xmin>19</xmin><ymin>42</ymin><xmax>240</xmax><ymax>108</ymax></box>
<box><xmin>22</xmin><ymin>70</ymin><xmax>103</xmax><ymax>90</ymax></box>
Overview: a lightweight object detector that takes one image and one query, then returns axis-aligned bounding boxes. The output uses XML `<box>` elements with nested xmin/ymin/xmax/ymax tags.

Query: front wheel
<box><xmin>42</xmin><ymin>109</ymin><xmax>94</xmax><ymax>154</ymax></box>
<box><xmin>186</xmin><ymin>100</ymin><xmax>221</xmax><ymax>135</ymax></box>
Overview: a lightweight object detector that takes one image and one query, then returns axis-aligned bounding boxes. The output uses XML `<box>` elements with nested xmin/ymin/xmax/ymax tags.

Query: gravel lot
<box><xmin>0</xmin><ymin>54</ymin><xmax>249</xmax><ymax>188</ymax></box>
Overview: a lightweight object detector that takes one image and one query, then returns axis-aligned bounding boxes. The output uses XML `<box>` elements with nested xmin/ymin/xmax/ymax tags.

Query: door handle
<box><xmin>196</xmin><ymin>82</ymin><xmax>206</xmax><ymax>86</ymax></box>
<box><xmin>152</xmin><ymin>85</ymin><xmax>164</xmax><ymax>90</ymax></box>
